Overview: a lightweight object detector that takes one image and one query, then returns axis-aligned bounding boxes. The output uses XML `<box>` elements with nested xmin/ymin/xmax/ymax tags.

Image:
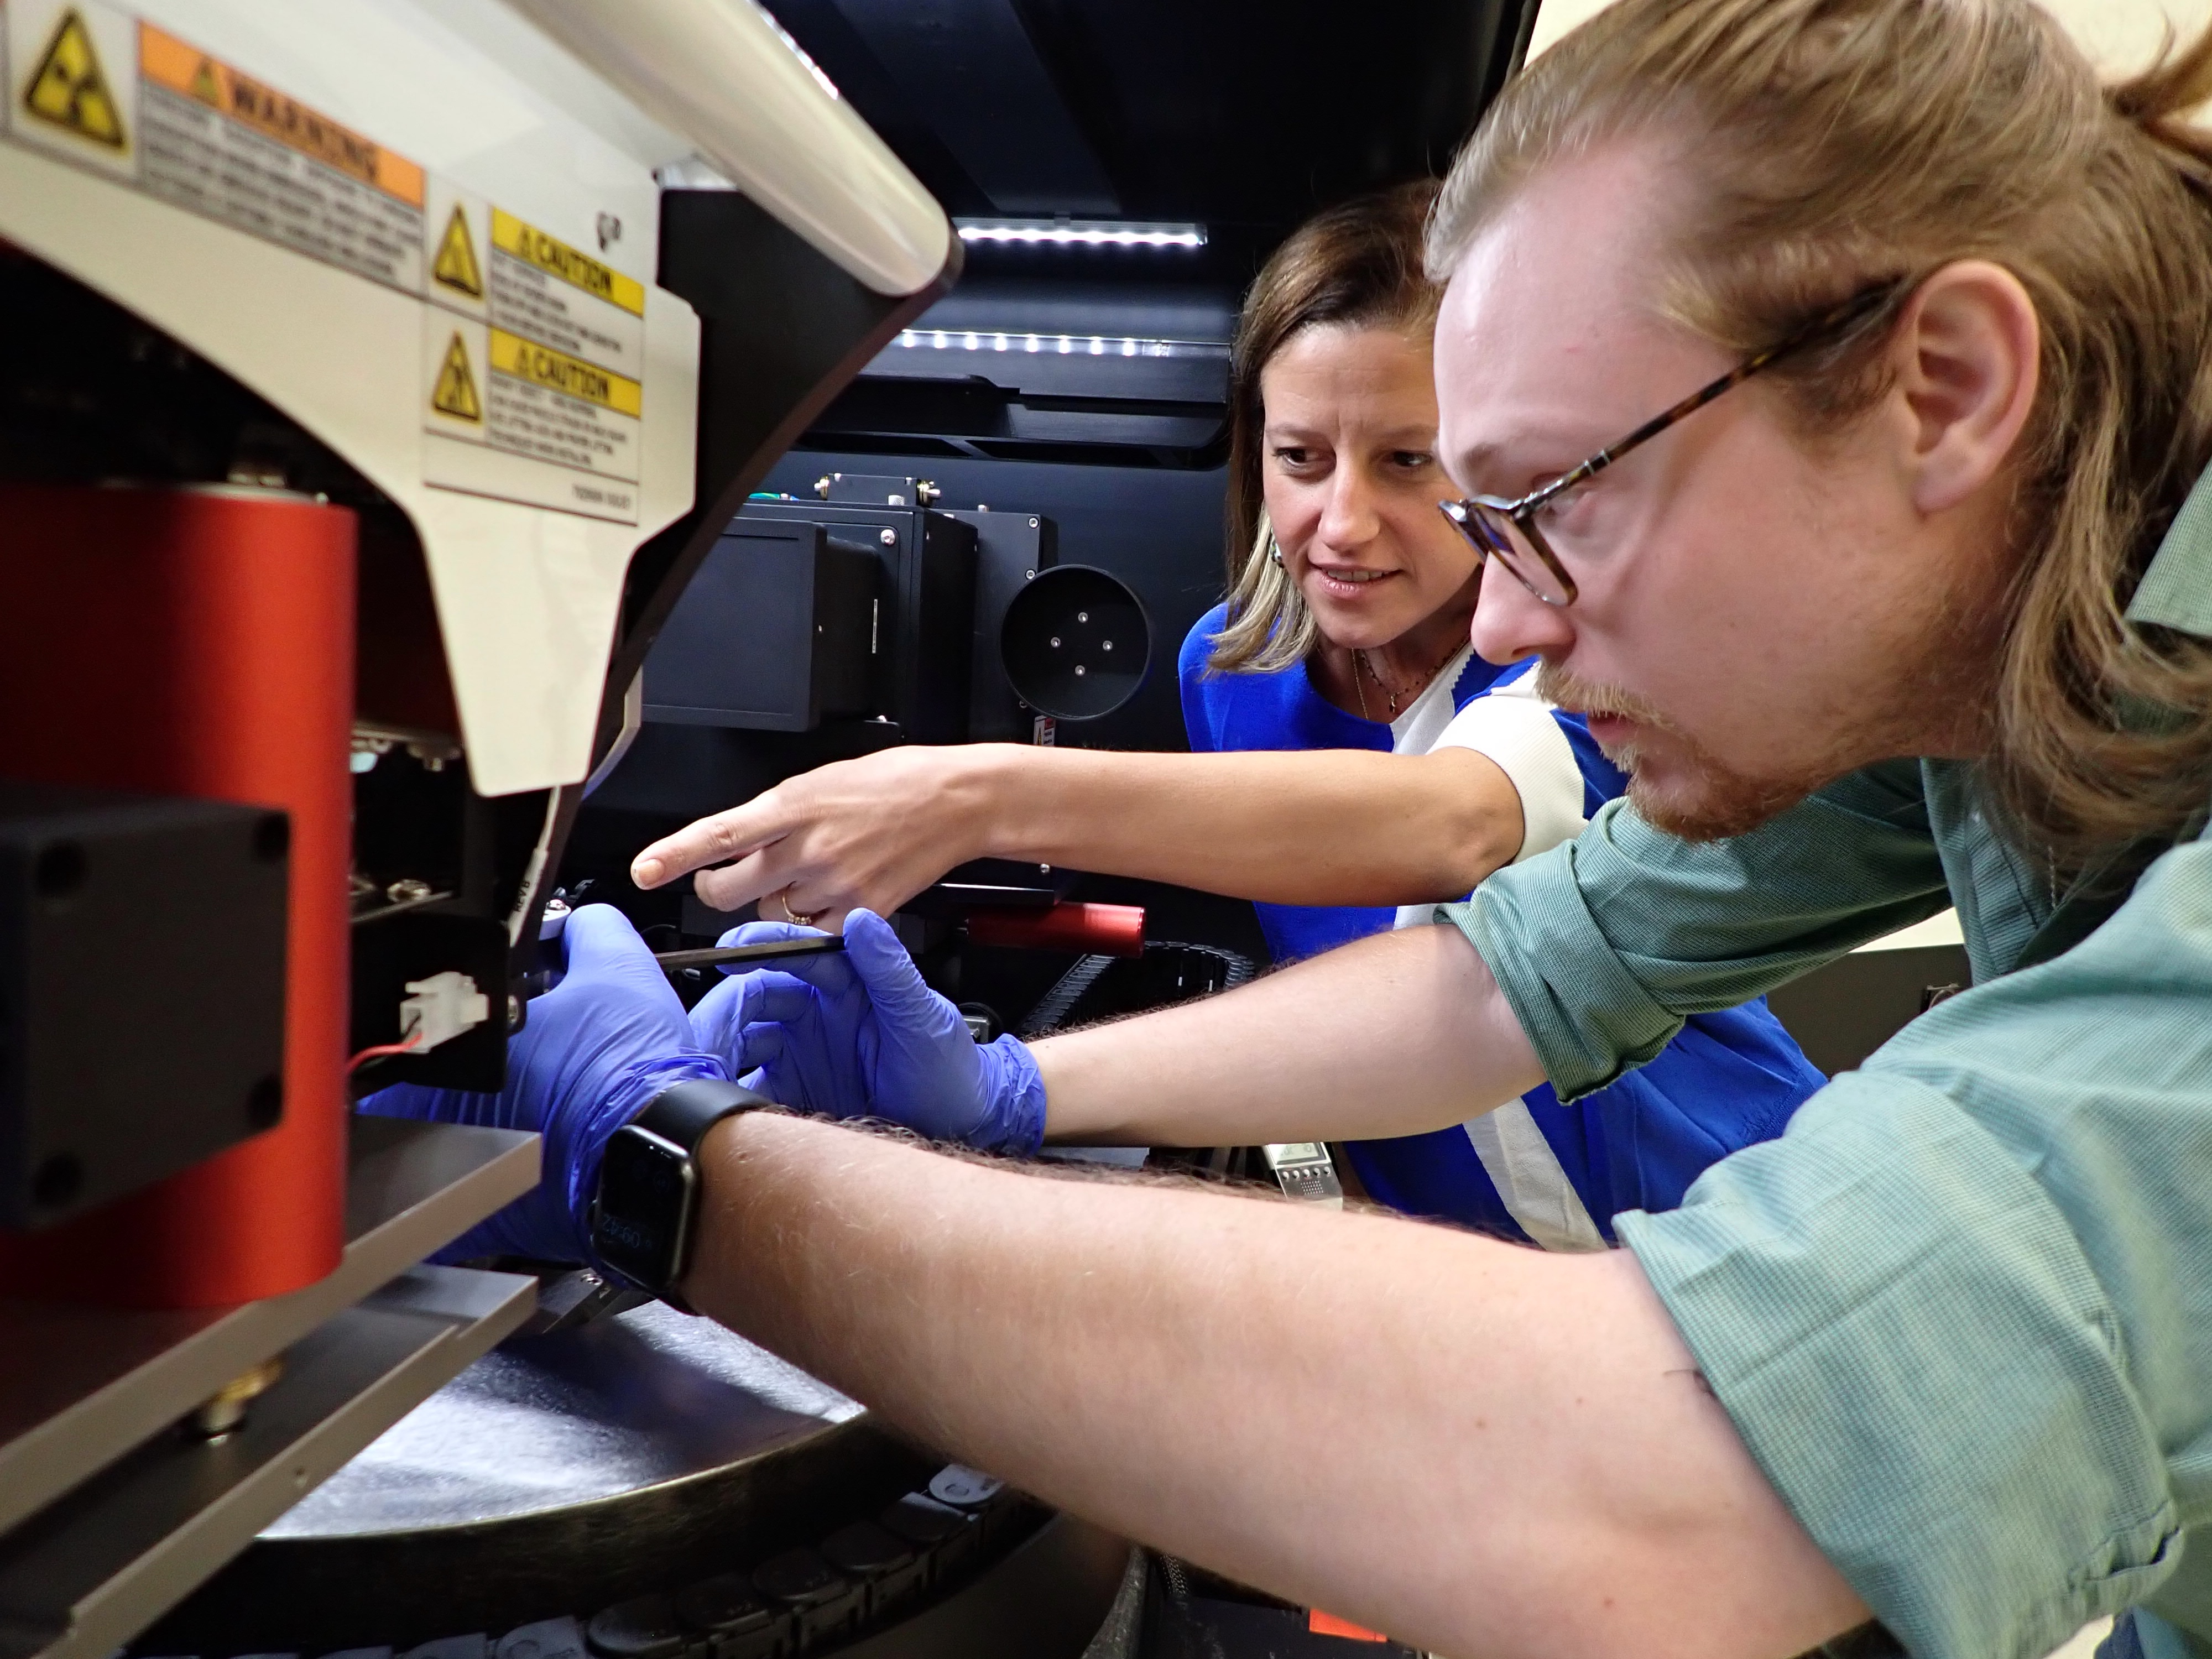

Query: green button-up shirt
<box><xmin>1443</xmin><ymin>475</ymin><xmax>2212</xmax><ymax>1659</ymax></box>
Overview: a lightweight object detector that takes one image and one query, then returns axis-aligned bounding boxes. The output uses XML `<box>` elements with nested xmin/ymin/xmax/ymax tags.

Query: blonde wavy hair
<box><xmin>1209</xmin><ymin>182</ymin><xmax>1442</xmax><ymax>674</ymax></box>
<box><xmin>1431</xmin><ymin>0</ymin><xmax>2212</xmax><ymax>870</ymax></box>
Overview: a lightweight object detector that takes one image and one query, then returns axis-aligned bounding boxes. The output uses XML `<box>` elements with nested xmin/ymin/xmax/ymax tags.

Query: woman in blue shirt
<box><xmin>634</xmin><ymin>185</ymin><xmax>1823</xmax><ymax>1248</ymax></box>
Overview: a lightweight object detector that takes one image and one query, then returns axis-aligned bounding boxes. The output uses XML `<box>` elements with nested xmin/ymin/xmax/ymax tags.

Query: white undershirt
<box><xmin>1385</xmin><ymin>658</ymin><xmax>1610</xmax><ymax>1253</ymax></box>
<box><xmin>1384</xmin><ymin>644</ymin><xmax>1474</xmax><ymax>755</ymax></box>
<box><xmin>1390</xmin><ymin>665</ymin><xmax>1588</xmax><ymax>928</ymax></box>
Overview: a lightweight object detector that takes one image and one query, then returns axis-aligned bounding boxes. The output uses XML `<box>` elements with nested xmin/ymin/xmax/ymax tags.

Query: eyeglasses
<box><xmin>1439</xmin><ymin>280</ymin><xmax>1907</xmax><ymax>607</ymax></box>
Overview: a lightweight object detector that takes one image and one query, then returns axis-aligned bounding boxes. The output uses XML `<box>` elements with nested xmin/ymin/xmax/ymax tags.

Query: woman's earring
<box><xmin>1268</xmin><ymin>535</ymin><xmax>1284</xmax><ymax>568</ymax></box>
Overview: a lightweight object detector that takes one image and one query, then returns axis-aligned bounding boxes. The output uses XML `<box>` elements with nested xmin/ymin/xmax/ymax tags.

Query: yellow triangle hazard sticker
<box><xmin>432</xmin><ymin>206</ymin><xmax>483</xmax><ymax>299</ymax></box>
<box><xmin>189</xmin><ymin>56</ymin><xmax>221</xmax><ymax>107</ymax></box>
<box><xmin>431</xmin><ymin>332</ymin><xmax>482</xmax><ymax>423</ymax></box>
<box><xmin>24</xmin><ymin>9</ymin><xmax>127</xmax><ymax>149</ymax></box>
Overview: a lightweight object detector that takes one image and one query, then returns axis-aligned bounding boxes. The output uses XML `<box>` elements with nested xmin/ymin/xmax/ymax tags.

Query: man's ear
<box><xmin>1891</xmin><ymin>260</ymin><xmax>2040</xmax><ymax>516</ymax></box>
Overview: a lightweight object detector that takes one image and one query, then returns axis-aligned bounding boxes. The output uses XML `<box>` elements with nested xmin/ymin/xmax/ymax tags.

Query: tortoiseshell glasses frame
<box><xmin>1438</xmin><ymin>280</ymin><xmax>1908</xmax><ymax>607</ymax></box>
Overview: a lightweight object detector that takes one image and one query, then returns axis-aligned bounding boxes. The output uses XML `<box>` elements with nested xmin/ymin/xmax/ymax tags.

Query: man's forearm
<box><xmin>684</xmin><ymin>1113</ymin><xmax>1865</xmax><ymax>1659</ymax></box>
<box><xmin>977</xmin><ymin>745</ymin><xmax>1523</xmax><ymax>907</ymax></box>
<box><xmin>1034</xmin><ymin>920</ymin><xmax>1543</xmax><ymax>1144</ymax></box>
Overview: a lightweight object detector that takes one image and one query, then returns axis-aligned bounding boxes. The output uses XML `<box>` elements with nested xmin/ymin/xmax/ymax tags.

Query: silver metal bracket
<box><xmin>1261</xmin><ymin>1142</ymin><xmax>1344</xmax><ymax>1207</ymax></box>
<box><xmin>0</xmin><ymin>1119</ymin><xmax>541</xmax><ymax>1659</ymax></box>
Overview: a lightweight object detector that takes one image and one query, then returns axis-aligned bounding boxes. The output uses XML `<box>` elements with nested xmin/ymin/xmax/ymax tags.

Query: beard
<box><xmin>1533</xmin><ymin>662</ymin><xmax>1835</xmax><ymax>841</ymax></box>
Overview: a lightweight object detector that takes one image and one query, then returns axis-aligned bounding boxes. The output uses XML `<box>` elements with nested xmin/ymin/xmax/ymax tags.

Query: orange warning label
<box><xmin>139</xmin><ymin>22</ymin><xmax>422</xmax><ymax>206</ymax></box>
<box><xmin>132</xmin><ymin>19</ymin><xmax>426</xmax><ymax>293</ymax></box>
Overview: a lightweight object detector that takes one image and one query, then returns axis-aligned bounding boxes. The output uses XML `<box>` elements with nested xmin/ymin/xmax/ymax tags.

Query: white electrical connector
<box><xmin>399</xmin><ymin>971</ymin><xmax>490</xmax><ymax>1055</ymax></box>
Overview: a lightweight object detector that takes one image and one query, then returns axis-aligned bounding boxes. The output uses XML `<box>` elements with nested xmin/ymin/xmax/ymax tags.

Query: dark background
<box><xmin>573</xmin><ymin>0</ymin><xmax>1544</xmax><ymax>1022</ymax></box>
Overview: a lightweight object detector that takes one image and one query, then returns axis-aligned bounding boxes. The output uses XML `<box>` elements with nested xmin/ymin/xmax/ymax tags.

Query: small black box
<box><xmin>643</xmin><ymin>520</ymin><xmax>879</xmax><ymax>732</ymax></box>
<box><xmin>943</xmin><ymin>508</ymin><xmax>1057</xmax><ymax>742</ymax></box>
<box><xmin>725</xmin><ymin>499</ymin><xmax>979</xmax><ymax>743</ymax></box>
<box><xmin>0</xmin><ymin>781</ymin><xmax>289</xmax><ymax>1229</ymax></box>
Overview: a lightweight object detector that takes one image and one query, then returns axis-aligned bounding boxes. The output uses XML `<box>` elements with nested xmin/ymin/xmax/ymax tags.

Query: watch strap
<box><xmin>633</xmin><ymin>1075</ymin><xmax>774</xmax><ymax>1152</ymax></box>
<box><xmin>595</xmin><ymin>1077</ymin><xmax>772</xmax><ymax>1310</ymax></box>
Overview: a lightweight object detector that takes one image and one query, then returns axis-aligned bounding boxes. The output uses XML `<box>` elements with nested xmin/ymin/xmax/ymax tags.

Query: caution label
<box><xmin>135</xmin><ymin>21</ymin><xmax>425</xmax><ymax>293</ymax></box>
<box><xmin>423</xmin><ymin>315</ymin><xmax>640</xmax><ymax>523</ymax></box>
<box><xmin>423</xmin><ymin>198</ymin><xmax>649</xmax><ymax>521</ymax></box>
<box><xmin>492</xmin><ymin>210</ymin><xmax>644</xmax><ymax>315</ymax></box>
<box><xmin>431</xmin><ymin>331</ymin><xmax>483</xmax><ymax>423</ymax></box>
<box><xmin>23</xmin><ymin>8</ymin><xmax>126</xmax><ymax>149</ymax></box>
<box><xmin>484</xmin><ymin>207</ymin><xmax>644</xmax><ymax>380</ymax></box>
<box><xmin>432</xmin><ymin>205</ymin><xmax>484</xmax><ymax>300</ymax></box>
<box><xmin>489</xmin><ymin>331</ymin><xmax>642</xmax><ymax>419</ymax></box>
<box><xmin>0</xmin><ymin>3</ymin><xmax>654</xmax><ymax>526</ymax></box>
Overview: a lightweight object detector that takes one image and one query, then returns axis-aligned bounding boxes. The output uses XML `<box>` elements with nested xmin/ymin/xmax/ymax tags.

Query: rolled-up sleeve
<box><xmin>1618</xmin><ymin>831</ymin><xmax>2212</xmax><ymax>1657</ymax></box>
<box><xmin>1428</xmin><ymin>680</ymin><xmax>1589</xmax><ymax>863</ymax></box>
<box><xmin>1442</xmin><ymin>760</ymin><xmax>1952</xmax><ymax>1098</ymax></box>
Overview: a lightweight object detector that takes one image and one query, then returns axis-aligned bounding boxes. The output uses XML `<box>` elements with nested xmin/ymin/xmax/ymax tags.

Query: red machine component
<box><xmin>0</xmin><ymin>482</ymin><xmax>354</xmax><ymax>1307</ymax></box>
<box><xmin>965</xmin><ymin>901</ymin><xmax>1145</xmax><ymax>958</ymax></box>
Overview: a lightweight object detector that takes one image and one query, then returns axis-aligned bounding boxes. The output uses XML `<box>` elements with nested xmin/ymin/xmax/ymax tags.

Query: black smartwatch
<box><xmin>590</xmin><ymin>1078</ymin><xmax>771</xmax><ymax>1308</ymax></box>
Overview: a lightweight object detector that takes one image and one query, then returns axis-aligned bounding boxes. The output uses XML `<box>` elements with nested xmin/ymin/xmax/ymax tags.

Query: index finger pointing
<box><xmin>633</xmin><ymin>796</ymin><xmax>792</xmax><ymax>890</ymax></box>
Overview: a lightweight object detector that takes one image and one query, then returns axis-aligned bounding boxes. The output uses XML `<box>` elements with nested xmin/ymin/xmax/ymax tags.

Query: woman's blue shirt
<box><xmin>1177</xmin><ymin>604</ymin><xmax>1825</xmax><ymax>1244</ymax></box>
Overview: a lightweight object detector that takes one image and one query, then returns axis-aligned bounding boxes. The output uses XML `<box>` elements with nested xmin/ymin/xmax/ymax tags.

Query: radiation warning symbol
<box><xmin>24</xmin><ymin>9</ymin><xmax>127</xmax><ymax>149</ymax></box>
<box><xmin>431</xmin><ymin>332</ymin><xmax>483</xmax><ymax>423</ymax></box>
<box><xmin>432</xmin><ymin>206</ymin><xmax>483</xmax><ymax>299</ymax></box>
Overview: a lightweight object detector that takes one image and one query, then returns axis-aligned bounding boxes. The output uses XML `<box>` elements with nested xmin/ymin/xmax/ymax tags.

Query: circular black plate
<box><xmin>1000</xmin><ymin>566</ymin><xmax>1150</xmax><ymax>721</ymax></box>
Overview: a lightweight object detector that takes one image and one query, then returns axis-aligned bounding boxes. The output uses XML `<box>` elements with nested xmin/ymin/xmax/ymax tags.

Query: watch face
<box><xmin>593</xmin><ymin>1125</ymin><xmax>696</xmax><ymax>1292</ymax></box>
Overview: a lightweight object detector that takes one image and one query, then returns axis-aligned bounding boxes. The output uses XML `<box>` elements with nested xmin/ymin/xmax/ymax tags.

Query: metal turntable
<box><xmin>137</xmin><ymin>1297</ymin><xmax>1129</xmax><ymax>1659</ymax></box>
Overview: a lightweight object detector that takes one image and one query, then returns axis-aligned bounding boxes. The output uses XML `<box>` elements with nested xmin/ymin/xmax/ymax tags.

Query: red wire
<box><xmin>346</xmin><ymin>1029</ymin><xmax>425</xmax><ymax>1076</ymax></box>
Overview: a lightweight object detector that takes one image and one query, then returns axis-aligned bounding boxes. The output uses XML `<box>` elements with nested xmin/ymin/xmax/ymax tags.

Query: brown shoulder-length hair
<box><xmin>1431</xmin><ymin>0</ymin><xmax>2212</xmax><ymax>872</ymax></box>
<box><xmin>1208</xmin><ymin>180</ymin><xmax>1442</xmax><ymax>674</ymax></box>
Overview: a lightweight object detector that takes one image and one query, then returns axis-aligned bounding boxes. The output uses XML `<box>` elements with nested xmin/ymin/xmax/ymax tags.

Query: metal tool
<box><xmin>653</xmin><ymin>935</ymin><xmax>847</xmax><ymax>972</ymax></box>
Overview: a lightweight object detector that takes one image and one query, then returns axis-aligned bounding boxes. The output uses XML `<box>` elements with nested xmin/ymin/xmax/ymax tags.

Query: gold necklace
<box><xmin>1359</xmin><ymin>639</ymin><xmax>1463</xmax><ymax>719</ymax></box>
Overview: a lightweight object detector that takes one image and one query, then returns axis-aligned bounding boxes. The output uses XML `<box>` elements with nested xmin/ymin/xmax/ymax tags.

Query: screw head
<box><xmin>246</xmin><ymin>1075</ymin><xmax>284</xmax><ymax>1130</ymax></box>
<box><xmin>33</xmin><ymin>842</ymin><xmax>85</xmax><ymax>900</ymax></box>
<box><xmin>879</xmin><ymin>528</ymin><xmax>898</xmax><ymax>546</ymax></box>
<box><xmin>31</xmin><ymin>1152</ymin><xmax>82</xmax><ymax>1209</ymax></box>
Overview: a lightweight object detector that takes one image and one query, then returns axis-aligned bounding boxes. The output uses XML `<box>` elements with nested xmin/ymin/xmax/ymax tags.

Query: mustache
<box><xmin>1532</xmin><ymin>663</ymin><xmax>1678</xmax><ymax>732</ymax></box>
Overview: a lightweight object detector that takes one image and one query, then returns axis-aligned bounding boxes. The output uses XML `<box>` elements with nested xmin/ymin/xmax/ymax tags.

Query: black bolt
<box><xmin>253</xmin><ymin>812</ymin><xmax>291</xmax><ymax>863</ymax></box>
<box><xmin>33</xmin><ymin>842</ymin><xmax>85</xmax><ymax>900</ymax></box>
<box><xmin>32</xmin><ymin>1152</ymin><xmax>83</xmax><ymax>1209</ymax></box>
<box><xmin>247</xmin><ymin>1074</ymin><xmax>285</xmax><ymax>1131</ymax></box>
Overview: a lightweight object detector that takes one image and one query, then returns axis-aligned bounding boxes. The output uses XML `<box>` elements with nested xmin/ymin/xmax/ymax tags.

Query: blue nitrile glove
<box><xmin>687</xmin><ymin>910</ymin><xmax>1045</xmax><ymax>1155</ymax></box>
<box><xmin>358</xmin><ymin>904</ymin><xmax>726</xmax><ymax>1264</ymax></box>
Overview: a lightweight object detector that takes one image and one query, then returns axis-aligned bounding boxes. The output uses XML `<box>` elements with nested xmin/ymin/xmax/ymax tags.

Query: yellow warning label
<box><xmin>432</xmin><ymin>206</ymin><xmax>483</xmax><ymax>299</ymax></box>
<box><xmin>187</xmin><ymin>55</ymin><xmax>220</xmax><ymax>106</ymax></box>
<box><xmin>24</xmin><ymin>8</ymin><xmax>126</xmax><ymax>149</ymax></box>
<box><xmin>492</xmin><ymin>210</ymin><xmax>645</xmax><ymax>318</ymax></box>
<box><xmin>489</xmin><ymin>328</ymin><xmax>643</xmax><ymax>417</ymax></box>
<box><xmin>431</xmin><ymin>332</ymin><xmax>482</xmax><ymax>423</ymax></box>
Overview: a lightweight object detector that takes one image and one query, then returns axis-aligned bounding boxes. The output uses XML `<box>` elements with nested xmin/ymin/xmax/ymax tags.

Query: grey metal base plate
<box><xmin>0</xmin><ymin>1121</ymin><xmax>542</xmax><ymax>1659</ymax></box>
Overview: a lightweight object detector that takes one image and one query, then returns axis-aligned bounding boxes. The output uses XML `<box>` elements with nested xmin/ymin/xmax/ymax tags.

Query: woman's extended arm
<box><xmin>632</xmin><ymin>741</ymin><xmax>1524</xmax><ymax>924</ymax></box>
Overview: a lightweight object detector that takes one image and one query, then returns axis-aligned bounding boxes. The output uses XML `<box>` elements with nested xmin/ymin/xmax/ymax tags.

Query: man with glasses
<box><xmin>374</xmin><ymin>0</ymin><xmax>2212</xmax><ymax>1652</ymax></box>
